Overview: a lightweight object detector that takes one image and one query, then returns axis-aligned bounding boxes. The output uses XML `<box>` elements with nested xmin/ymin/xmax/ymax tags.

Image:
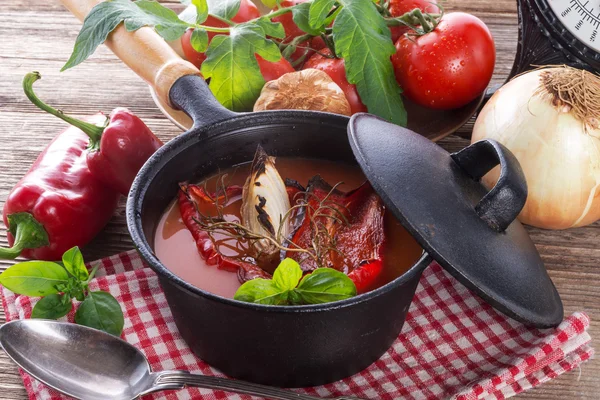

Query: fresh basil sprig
<box><xmin>0</xmin><ymin>246</ymin><xmax>125</xmax><ymax>336</ymax></box>
<box><xmin>234</xmin><ymin>258</ymin><xmax>357</xmax><ymax>305</ymax></box>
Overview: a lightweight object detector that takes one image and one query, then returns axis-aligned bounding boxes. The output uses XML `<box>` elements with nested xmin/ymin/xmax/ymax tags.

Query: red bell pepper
<box><xmin>288</xmin><ymin>177</ymin><xmax>385</xmax><ymax>293</ymax></box>
<box><xmin>23</xmin><ymin>72</ymin><xmax>163</xmax><ymax>196</ymax></box>
<box><xmin>0</xmin><ymin>109</ymin><xmax>120</xmax><ymax>260</ymax></box>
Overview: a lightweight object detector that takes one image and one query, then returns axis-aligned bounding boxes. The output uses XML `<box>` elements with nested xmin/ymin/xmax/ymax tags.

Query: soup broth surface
<box><xmin>155</xmin><ymin>158</ymin><xmax>423</xmax><ymax>299</ymax></box>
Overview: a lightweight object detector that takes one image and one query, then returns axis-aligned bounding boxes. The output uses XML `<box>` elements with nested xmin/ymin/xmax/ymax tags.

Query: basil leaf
<box><xmin>0</xmin><ymin>261</ymin><xmax>69</xmax><ymax>297</ymax></box>
<box><xmin>31</xmin><ymin>294</ymin><xmax>72</xmax><ymax>320</ymax></box>
<box><xmin>333</xmin><ymin>0</ymin><xmax>406</xmax><ymax>126</ymax></box>
<box><xmin>234</xmin><ymin>279</ymin><xmax>289</xmax><ymax>305</ymax></box>
<box><xmin>62</xmin><ymin>0</ymin><xmax>190</xmax><ymax>71</ymax></box>
<box><xmin>201</xmin><ymin>23</ymin><xmax>282</xmax><ymax>111</ymax></box>
<box><xmin>75</xmin><ymin>291</ymin><xmax>124</xmax><ymax>336</ymax></box>
<box><xmin>272</xmin><ymin>258</ymin><xmax>302</xmax><ymax>291</ymax></box>
<box><xmin>192</xmin><ymin>0</ymin><xmax>209</xmax><ymax>24</ymax></box>
<box><xmin>292</xmin><ymin>2</ymin><xmax>323</xmax><ymax>36</ymax></box>
<box><xmin>190</xmin><ymin>28</ymin><xmax>209</xmax><ymax>52</ymax></box>
<box><xmin>62</xmin><ymin>246</ymin><xmax>89</xmax><ymax>281</ymax></box>
<box><xmin>309</xmin><ymin>0</ymin><xmax>335</xmax><ymax>29</ymax></box>
<box><xmin>294</xmin><ymin>268</ymin><xmax>356</xmax><ymax>304</ymax></box>
<box><xmin>207</xmin><ymin>0</ymin><xmax>241</xmax><ymax>20</ymax></box>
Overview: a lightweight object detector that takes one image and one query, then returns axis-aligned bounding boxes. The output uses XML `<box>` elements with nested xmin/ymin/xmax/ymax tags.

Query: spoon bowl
<box><xmin>0</xmin><ymin>319</ymin><xmax>157</xmax><ymax>400</ymax></box>
<box><xmin>0</xmin><ymin>319</ymin><xmax>360</xmax><ymax>400</ymax></box>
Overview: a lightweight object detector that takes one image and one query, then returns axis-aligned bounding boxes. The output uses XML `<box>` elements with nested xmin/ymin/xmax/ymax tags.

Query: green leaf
<box><xmin>75</xmin><ymin>291</ymin><xmax>124</xmax><ymax>336</ymax></box>
<box><xmin>252</xmin><ymin>17</ymin><xmax>285</xmax><ymax>39</ymax></box>
<box><xmin>234</xmin><ymin>278</ymin><xmax>289</xmax><ymax>305</ymax></box>
<box><xmin>0</xmin><ymin>261</ymin><xmax>69</xmax><ymax>297</ymax></box>
<box><xmin>62</xmin><ymin>0</ymin><xmax>190</xmax><ymax>71</ymax></box>
<box><xmin>272</xmin><ymin>258</ymin><xmax>302</xmax><ymax>291</ymax></box>
<box><xmin>190</xmin><ymin>28</ymin><xmax>209</xmax><ymax>52</ymax></box>
<box><xmin>333</xmin><ymin>0</ymin><xmax>406</xmax><ymax>126</ymax></box>
<box><xmin>134</xmin><ymin>0</ymin><xmax>190</xmax><ymax>40</ymax></box>
<box><xmin>62</xmin><ymin>246</ymin><xmax>89</xmax><ymax>281</ymax></box>
<box><xmin>31</xmin><ymin>294</ymin><xmax>72</xmax><ymax>319</ymax></box>
<box><xmin>207</xmin><ymin>0</ymin><xmax>241</xmax><ymax>20</ymax></box>
<box><xmin>309</xmin><ymin>0</ymin><xmax>335</xmax><ymax>29</ymax></box>
<box><xmin>192</xmin><ymin>0</ymin><xmax>209</xmax><ymax>24</ymax></box>
<box><xmin>261</xmin><ymin>0</ymin><xmax>279</xmax><ymax>8</ymax></box>
<box><xmin>294</xmin><ymin>268</ymin><xmax>357</xmax><ymax>304</ymax></box>
<box><xmin>201</xmin><ymin>22</ymin><xmax>282</xmax><ymax>111</ymax></box>
<box><xmin>292</xmin><ymin>2</ymin><xmax>323</xmax><ymax>36</ymax></box>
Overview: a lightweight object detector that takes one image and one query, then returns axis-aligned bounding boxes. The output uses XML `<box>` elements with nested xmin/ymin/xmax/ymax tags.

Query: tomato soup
<box><xmin>155</xmin><ymin>158</ymin><xmax>423</xmax><ymax>299</ymax></box>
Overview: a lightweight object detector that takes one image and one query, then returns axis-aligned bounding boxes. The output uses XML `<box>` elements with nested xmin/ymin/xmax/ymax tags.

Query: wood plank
<box><xmin>0</xmin><ymin>1</ymin><xmax>596</xmax><ymax>399</ymax></box>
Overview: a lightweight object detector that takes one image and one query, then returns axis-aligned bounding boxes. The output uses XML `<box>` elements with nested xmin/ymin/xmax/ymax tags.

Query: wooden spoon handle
<box><xmin>60</xmin><ymin>0</ymin><xmax>200</xmax><ymax>108</ymax></box>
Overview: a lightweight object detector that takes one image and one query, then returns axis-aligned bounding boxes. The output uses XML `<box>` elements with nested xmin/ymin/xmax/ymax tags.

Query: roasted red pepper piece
<box><xmin>178</xmin><ymin>183</ymin><xmax>271</xmax><ymax>282</ymax></box>
<box><xmin>288</xmin><ymin>176</ymin><xmax>385</xmax><ymax>293</ymax></box>
<box><xmin>23</xmin><ymin>72</ymin><xmax>162</xmax><ymax>196</ymax></box>
<box><xmin>0</xmin><ymin>110</ymin><xmax>121</xmax><ymax>260</ymax></box>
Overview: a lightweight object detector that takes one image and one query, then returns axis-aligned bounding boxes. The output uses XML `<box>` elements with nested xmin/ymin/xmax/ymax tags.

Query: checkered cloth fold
<box><xmin>1</xmin><ymin>250</ymin><xmax>593</xmax><ymax>400</ymax></box>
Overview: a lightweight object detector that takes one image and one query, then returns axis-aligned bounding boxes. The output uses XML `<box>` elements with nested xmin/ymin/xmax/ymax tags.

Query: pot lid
<box><xmin>347</xmin><ymin>114</ymin><xmax>563</xmax><ymax>328</ymax></box>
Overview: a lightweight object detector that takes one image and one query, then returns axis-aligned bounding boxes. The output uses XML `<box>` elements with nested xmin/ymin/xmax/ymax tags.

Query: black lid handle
<box><xmin>451</xmin><ymin>140</ymin><xmax>528</xmax><ymax>232</ymax></box>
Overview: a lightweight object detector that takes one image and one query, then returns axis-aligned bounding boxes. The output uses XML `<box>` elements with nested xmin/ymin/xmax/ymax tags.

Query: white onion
<box><xmin>472</xmin><ymin>67</ymin><xmax>600</xmax><ymax>229</ymax></box>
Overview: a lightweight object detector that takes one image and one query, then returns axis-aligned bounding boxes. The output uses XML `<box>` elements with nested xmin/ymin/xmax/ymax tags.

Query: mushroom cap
<box><xmin>253</xmin><ymin>69</ymin><xmax>352</xmax><ymax>116</ymax></box>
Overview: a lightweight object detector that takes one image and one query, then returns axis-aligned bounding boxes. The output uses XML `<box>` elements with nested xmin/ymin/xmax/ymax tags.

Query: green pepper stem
<box><xmin>0</xmin><ymin>212</ymin><xmax>49</xmax><ymax>259</ymax></box>
<box><xmin>0</xmin><ymin>242</ymin><xmax>24</xmax><ymax>259</ymax></box>
<box><xmin>22</xmin><ymin>72</ymin><xmax>106</xmax><ymax>146</ymax></box>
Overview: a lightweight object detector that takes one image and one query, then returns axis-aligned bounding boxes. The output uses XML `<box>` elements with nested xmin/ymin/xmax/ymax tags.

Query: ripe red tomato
<box><xmin>231</xmin><ymin>0</ymin><xmax>260</xmax><ymax>22</ymax></box>
<box><xmin>303</xmin><ymin>48</ymin><xmax>367</xmax><ymax>114</ymax></box>
<box><xmin>181</xmin><ymin>0</ymin><xmax>294</xmax><ymax>83</ymax></box>
<box><xmin>391</xmin><ymin>12</ymin><xmax>495</xmax><ymax>110</ymax></box>
<box><xmin>271</xmin><ymin>0</ymin><xmax>326</xmax><ymax>66</ymax></box>
<box><xmin>256</xmin><ymin>55</ymin><xmax>294</xmax><ymax>82</ymax></box>
<box><xmin>388</xmin><ymin>0</ymin><xmax>440</xmax><ymax>42</ymax></box>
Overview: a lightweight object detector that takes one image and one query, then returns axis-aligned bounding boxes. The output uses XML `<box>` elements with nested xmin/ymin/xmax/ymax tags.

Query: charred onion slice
<box><xmin>241</xmin><ymin>146</ymin><xmax>292</xmax><ymax>258</ymax></box>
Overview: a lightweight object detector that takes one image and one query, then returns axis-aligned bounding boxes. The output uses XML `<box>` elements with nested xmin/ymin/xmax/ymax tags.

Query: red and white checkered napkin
<box><xmin>1</xmin><ymin>250</ymin><xmax>594</xmax><ymax>400</ymax></box>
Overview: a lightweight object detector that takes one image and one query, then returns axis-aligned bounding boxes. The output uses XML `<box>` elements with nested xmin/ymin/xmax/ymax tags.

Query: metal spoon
<box><xmin>0</xmin><ymin>320</ymin><xmax>361</xmax><ymax>400</ymax></box>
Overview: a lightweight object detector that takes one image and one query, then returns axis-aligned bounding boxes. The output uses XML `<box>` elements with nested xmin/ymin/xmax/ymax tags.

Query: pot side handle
<box><xmin>60</xmin><ymin>0</ymin><xmax>199</xmax><ymax>110</ymax></box>
<box><xmin>451</xmin><ymin>140</ymin><xmax>528</xmax><ymax>232</ymax></box>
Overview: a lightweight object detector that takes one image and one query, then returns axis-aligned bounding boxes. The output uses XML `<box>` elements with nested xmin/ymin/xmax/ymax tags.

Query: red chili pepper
<box><xmin>23</xmin><ymin>72</ymin><xmax>163</xmax><ymax>196</ymax></box>
<box><xmin>0</xmin><ymin>109</ymin><xmax>120</xmax><ymax>260</ymax></box>
<box><xmin>178</xmin><ymin>183</ymin><xmax>271</xmax><ymax>282</ymax></box>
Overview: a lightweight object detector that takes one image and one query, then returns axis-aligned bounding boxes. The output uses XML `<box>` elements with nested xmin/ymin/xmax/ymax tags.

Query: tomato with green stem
<box><xmin>303</xmin><ymin>48</ymin><xmax>367</xmax><ymax>114</ymax></box>
<box><xmin>181</xmin><ymin>0</ymin><xmax>293</xmax><ymax>82</ymax></box>
<box><xmin>391</xmin><ymin>12</ymin><xmax>495</xmax><ymax>110</ymax></box>
<box><xmin>388</xmin><ymin>0</ymin><xmax>440</xmax><ymax>42</ymax></box>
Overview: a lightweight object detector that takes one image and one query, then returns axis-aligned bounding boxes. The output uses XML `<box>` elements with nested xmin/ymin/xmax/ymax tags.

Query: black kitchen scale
<box><xmin>512</xmin><ymin>0</ymin><xmax>600</xmax><ymax>75</ymax></box>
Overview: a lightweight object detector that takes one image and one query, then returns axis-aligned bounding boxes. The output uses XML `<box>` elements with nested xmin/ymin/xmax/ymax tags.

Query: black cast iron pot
<box><xmin>127</xmin><ymin>75</ymin><xmax>433</xmax><ymax>388</ymax></box>
<box><xmin>128</xmin><ymin>71</ymin><xmax>564</xmax><ymax>387</ymax></box>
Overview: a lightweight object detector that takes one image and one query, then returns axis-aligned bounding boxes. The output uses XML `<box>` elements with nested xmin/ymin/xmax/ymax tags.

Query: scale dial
<box><xmin>531</xmin><ymin>0</ymin><xmax>600</xmax><ymax>69</ymax></box>
<box><xmin>548</xmin><ymin>0</ymin><xmax>600</xmax><ymax>53</ymax></box>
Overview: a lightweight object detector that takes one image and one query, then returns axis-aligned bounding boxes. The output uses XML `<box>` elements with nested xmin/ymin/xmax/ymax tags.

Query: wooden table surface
<box><xmin>0</xmin><ymin>0</ymin><xmax>597</xmax><ymax>398</ymax></box>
